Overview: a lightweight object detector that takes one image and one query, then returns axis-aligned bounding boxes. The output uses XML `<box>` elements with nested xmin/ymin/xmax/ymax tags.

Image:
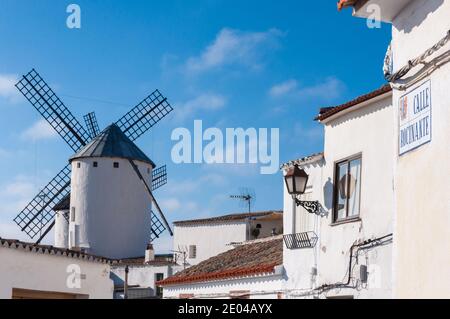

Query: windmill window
<box><xmin>147</xmin><ymin>168</ymin><xmax>151</xmax><ymax>174</ymax></box>
<box><xmin>93</xmin><ymin>162</ymin><xmax>98</xmax><ymax>168</ymax></box>
<box><xmin>70</xmin><ymin>207</ymin><xmax>76</xmax><ymax>222</ymax></box>
<box><xmin>113</xmin><ymin>162</ymin><xmax>119</xmax><ymax>168</ymax></box>
<box><xmin>77</xmin><ymin>163</ymin><xmax>81</xmax><ymax>168</ymax></box>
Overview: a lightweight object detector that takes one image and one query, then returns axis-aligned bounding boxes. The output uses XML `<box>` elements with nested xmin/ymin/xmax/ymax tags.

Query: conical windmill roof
<box><xmin>69</xmin><ymin>124</ymin><xmax>155</xmax><ymax>167</ymax></box>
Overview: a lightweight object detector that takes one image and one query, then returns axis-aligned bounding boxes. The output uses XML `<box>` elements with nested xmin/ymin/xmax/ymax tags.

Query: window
<box><xmin>147</xmin><ymin>168</ymin><xmax>151</xmax><ymax>174</ymax></box>
<box><xmin>113</xmin><ymin>162</ymin><xmax>119</xmax><ymax>168</ymax></box>
<box><xmin>93</xmin><ymin>162</ymin><xmax>98</xmax><ymax>167</ymax></box>
<box><xmin>333</xmin><ymin>155</ymin><xmax>362</xmax><ymax>223</ymax></box>
<box><xmin>77</xmin><ymin>162</ymin><xmax>81</xmax><ymax>168</ymax></box>
<box><xmin>155</xmin><ymin>273</ymin><xmax>164</xmax><ymax>298</ymax></box>
<box><xmin>189</xmin><ymin>245</ymin><xmax>197</xmax><ymax>259</ymax></box>
<box><xmin>70</xmin><ymin>207</ymin><xmax>76</xmax><ymax>222</ymax></box>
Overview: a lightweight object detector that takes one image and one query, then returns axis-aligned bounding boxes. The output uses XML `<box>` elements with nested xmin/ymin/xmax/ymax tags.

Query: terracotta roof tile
<box><xmin>315</xmin><ymin>84</ymin><xmax>392</xmax><ymax>122</ymax></box>
<box><xmin>173</xmin><ymin>210</ymin><xmax>282</xmax><ymax>226</ymax></box>
<box><xmin>0</xmin><ymin>237</ymin><xmax>113</xmax><ymax>264</ymax></box>
<box><xmin>157</xmin><ymin>237</ymin><xmax>283</xmax><ymax>286</ymax></box>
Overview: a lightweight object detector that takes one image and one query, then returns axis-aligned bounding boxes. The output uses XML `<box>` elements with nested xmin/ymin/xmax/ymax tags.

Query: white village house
<box><xmin>173</xmin><ymin>211</ymin><xmax>283</xmax><ymax>266</ymax></box>
<box><xmin>282</xmin><ymin>86</ymin><xmax>394</xmax><ymax>299</ymax></box>
<box><xmin>339</xmin><ymin>0</ymin><xmax>450</xmax><ymax>299</ymax></box>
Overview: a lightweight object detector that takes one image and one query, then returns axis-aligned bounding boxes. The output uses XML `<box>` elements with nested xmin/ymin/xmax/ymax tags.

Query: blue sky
<box><xmin>0</xmin><ymin>0</ymin><xmax>391</xmax><ymax>251</ymax></box>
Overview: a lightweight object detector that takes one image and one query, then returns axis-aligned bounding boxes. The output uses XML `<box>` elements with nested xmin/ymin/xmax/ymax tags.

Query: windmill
<box><xmin>13</xmin><ymin>69</ymin><xmax>174</xmax><ymax>255</ymax></box>
<box><xmin>230</xmin><ymin>187</ymin><xmax>256</xmax><ymax>214</ymax></box>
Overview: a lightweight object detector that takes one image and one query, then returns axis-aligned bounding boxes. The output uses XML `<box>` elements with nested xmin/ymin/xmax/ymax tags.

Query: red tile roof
<box><xmin>0</xmin><ymin>237</ymin><xmax>113</xmax><ymax>264</ymax></box>
<box><xmin>173</xmin><ymin>210</ymin><xmax>283</xmax><ymax>226</ymax></box>
<box><xmin>157</xmin><ymin>237</ymin><xmax>283</xmax><ymax>286</ymax></box>
<box><xmin>337</xmin><ymin>0</ymin><xmax>360</xmax><ymax>11</ymax></box>
<box><xmin>315</xmin><ymin>84</ymin><xmax>392</xmax><ymax>122</ymax></box>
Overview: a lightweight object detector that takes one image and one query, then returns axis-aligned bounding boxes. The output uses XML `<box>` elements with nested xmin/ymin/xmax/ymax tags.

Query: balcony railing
<box><xmin>283</xmin><ymin>231</ymin><xmax>318</xmax><ymax>250</ymax></box>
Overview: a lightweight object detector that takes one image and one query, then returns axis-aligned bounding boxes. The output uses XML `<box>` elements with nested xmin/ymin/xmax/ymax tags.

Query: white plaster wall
<box><xmin>0</xmin><ymin>247</ymin><xmax>113</xmax><ymax>299</ymax></box>
<box><xmin>391</xmin><ymin>0</ymin><xmax>450</xmax><ymax>298</ymax></box>
<box><xmin>54</xmin><ymin>210</ymin><xmax>69</xmax><ymax>249</ymax></box>
<box><xmin>163</xmin><ymin>275</ymin><xmax>283</xmax><ymax>299</ymax></box>
<box><xmin>70</xmin><ymin>157</ymin><xmax>153</xmax><ymax>259</ymax></box>
<box><xmin>111</xmin><ymin>264</ymin><xmax>183</xmax><ymax>296</ymax></box>
<box><xmin>283</xmin><ymin>95</ymin><xmax>394</xmax><ymax>299</ymax></box>
<box><xmin>173</xmin><ymin>222</ymin><xmax>248</xmax><ymax>265</ymax></box>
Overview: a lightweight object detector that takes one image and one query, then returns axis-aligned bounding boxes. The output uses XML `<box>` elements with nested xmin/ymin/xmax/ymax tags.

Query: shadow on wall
<box><xmin>397</xmin><ymin>0</ymin><xmax>444</xmax><ymax>33</ymax></box>
<box><xmin>323</xmin><ymin>177</ymin><xmax>334</xmax><ymax>212</ymax></box>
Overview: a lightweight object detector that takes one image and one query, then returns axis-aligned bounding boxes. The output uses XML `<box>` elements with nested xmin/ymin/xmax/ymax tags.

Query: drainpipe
<box><xmin>124</xmin><ymin>266</ymin><xmax>129</xmax><ymax>300</ymax></box>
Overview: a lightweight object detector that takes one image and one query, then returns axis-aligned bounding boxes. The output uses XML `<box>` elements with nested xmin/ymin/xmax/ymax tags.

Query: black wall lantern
<box><xmin>284</xmin><ymin>165</ymin><xmax>320</xmax><ymax>215</ymax></box>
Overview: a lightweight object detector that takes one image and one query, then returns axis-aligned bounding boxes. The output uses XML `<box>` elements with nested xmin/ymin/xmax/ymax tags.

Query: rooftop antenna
<box><xmin>230</xmin><ymin>187</ymin><xmax>256</xmax><ymax>214</ymax></box>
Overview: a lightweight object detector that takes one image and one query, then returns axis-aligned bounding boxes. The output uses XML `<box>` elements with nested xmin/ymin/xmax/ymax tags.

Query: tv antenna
<box><xmin>230</xmin><ymin>187</ymin><xmax>256</xmax><ymax>214</ymax></box>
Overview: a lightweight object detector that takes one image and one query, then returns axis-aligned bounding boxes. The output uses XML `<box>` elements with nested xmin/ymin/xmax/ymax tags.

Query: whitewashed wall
<box><xmin>173</xmin><ymin>222</ymin><xmax>247</xmax><ymax>265</ymax></box>
<box><xmin>283</xmin><ymin>95</ymin><xmax>394</xmax><ymax>299</ymax></box>
<box><xmin>111</xmin><ymin>264</ymin><xmax>183</xmax><ymax>297</ymax></box>
<box><xmin>163</xmin><ymin>273</ymin><xmax>284</xmax><ymax>299</ymax></box>
<box><xmin>0</xmin><ymin>247</ymin><xmax>113</xmax><ymax>299</ymax></box>
<box><xmin>70</xmin><ymin>157</ymin><xmax>153</xmax><ymax>259</ymax></box>
<box><xmin>390</xmin><ymin>0</ymin><xmax>450</xmax><ymax>298</ymax></box>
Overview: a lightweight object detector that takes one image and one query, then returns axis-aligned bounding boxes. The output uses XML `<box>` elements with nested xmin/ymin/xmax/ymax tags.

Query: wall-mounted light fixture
<box><xmin>284</xmin><ymin>165</ymin><xmax>320</xmax><ymax>215</ymax></box>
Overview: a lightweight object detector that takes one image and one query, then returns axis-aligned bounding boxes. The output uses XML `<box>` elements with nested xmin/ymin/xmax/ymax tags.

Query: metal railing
<box><xmin>283</xmin><ymin>231</ymin><xmax>318</xmax><ymax>249</ymax></box>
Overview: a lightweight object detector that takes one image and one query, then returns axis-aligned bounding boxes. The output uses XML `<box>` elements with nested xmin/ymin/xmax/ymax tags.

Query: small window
<box><xmin>189</xmin><ymin>245</ymin><xmax>197</xmax><ymax>259</ymax></box>
<box><xmin>333</xmin><ymin>155</ymin><xmax>362</xmax><ymax>223</ymax></box>
<box><xmin>147</xmin><ymin>168</ymin><xmax>151</xmax><ymax>174</ymax></box>
<box><xmin>93</xmin><ymin>162</ymin><xmax>98</xmax><ymax>167</ymax></box>
<box><xmin>70</xmin><ymin>207</ymin><xmax>76</xmax><ymax>222</ymax></box>
<box><xmin>77</xmin><ymin>163</ymin><xmax>81</xmax><ymax>168</ymax></box>
<box><xmin>113</xmin><ymin>162</ymin><xmax>119</xmax><ymax>168</ymax></box>
<box><xmin>155</xmin><ymin>273</ymin><xmax>164</xmax><ymax>298</ymax></box>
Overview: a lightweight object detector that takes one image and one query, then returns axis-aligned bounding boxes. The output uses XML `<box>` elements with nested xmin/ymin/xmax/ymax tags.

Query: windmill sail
<box><xmin>14</xmin><ymin>165</ymin><xmax>71</xmax><ymax>239</ymax></box>
<box><xmin>127</xmin><ymin>159</ymin><xmax>173</xmax><ymax>236</ymax></box>
<box><xmin>83</xmin><ymin>112</ymin><xmax>101</xmax><ymax>139</ymax></box>
<box><xmin>150</xmin><ymin>211</ymin><xmax>167</xmax><ymax>242</ymax></box>
<box><xmin>116</xmin><ymin>89</ymin><xmax>173</xmax><ymax>141</ymax></box>
<box><xmin>15</xmin><ymin>69</ymin><xmax>90</xmax><ymax>152</ymax></box>
<box><xmin>151</xmin><ymin>165</ymin><xmax>167</xmax><ymax>191</ymax></box>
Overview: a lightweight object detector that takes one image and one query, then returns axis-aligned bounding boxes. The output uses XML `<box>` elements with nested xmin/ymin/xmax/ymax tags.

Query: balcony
<box><xmin>283</xmin><ymin>232</ymin><xmax>318</xmax><ymax>250</ymax></box>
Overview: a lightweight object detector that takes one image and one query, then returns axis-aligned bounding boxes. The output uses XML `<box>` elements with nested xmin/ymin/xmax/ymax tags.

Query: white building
<box><xmin>172</xmin><ymin>211</ymin><xmax>283</xmax><ymax>266</ymax></box>
<box><xmin>339</xmin><ymin>0</ymin><xmax>450</xmax><ymax>299</ymax></box>
<box><xmin>158</xmin><ymin>236</ymin><xmax>284</xmax><ymax>299</ymax></box>
<box><xmin>0</xmin><ymin>237</ymin><xmax>113</xmax><ymax>299</ymax></box>
<box><xmin>282</xmin><ymin>86</ymin><xmax>394</xmax><ymax>299</ymax></box>
<box><xmin>110</xmin><ymin>245</ymin><xmax>183</xmax><ymax>299</ymax></box>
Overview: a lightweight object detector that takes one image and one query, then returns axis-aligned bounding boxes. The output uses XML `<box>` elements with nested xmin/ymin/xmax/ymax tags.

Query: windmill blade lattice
<box><xmin>150</xmin><ymin>211</ymin><xmax>166</xmax><ymax>242</ymax></box>
<box><xmin>83</xmin><ymin>112</ymin><xmax>101</xmax><ymax>139</ymax></box>
<box><xmin>151</xmin><ymin>165</ymin><xmax>167</xmax><ymax>191</ymax></box>
<box><xmin>15</xmin><ymin>69</ymin><xmax>90</xmax><ymax>152</ymax></box>
<box><xmin>14</xmin><ymin>165</ymin><xmax>71</xmax><ymax>239</ymax></box>
<box><xmin>116</xmin><ymin>89</ymin><xmax>173</xmax><ymax>141</ymax></box>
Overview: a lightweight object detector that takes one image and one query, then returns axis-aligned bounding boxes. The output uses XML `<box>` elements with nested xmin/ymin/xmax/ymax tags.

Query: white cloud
<box><xmin>269</xmin><ymin>79</ymin><xmax>298</xmax><ymax>97</ymax></box>
<box><xmin>269</xmin><ymin>77</ymin><xmax>345</xmax><ymax>101</ymax></box>
<box><xmin>0</xmin><ymin>148</ymin><xmax>11</xmax><ymax>159</ymax></box>
<box><xmin>161</xmin><ymin>198</ymin><xmax>182</xmax><ymax>211</ymax></box>
<box><xmin>296</xmin><ymin>77</ymin><xmax>344</xmax><ymax>100</ymax></box>
<box><xmin>0</xmin><ymin>74</ymin><xmax>20</xmax><ymax>103</ymax></box>
<box><xmin>21</xmin><ymin>119</ymin><xmax>58</xmax><ymax>141</ymax></box>
<box><xmin>186</xmin><ymin>28</ymin><xmax>283</xmax><ymax>73</ymax></box>
<box><xmin>174</xmin><ymin>93</ymin><xmax>226</xmax><ymax>122</ymax></box>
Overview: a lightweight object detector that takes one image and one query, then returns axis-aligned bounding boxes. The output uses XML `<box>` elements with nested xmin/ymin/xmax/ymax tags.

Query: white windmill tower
<box><xmin>14</xmin><ymin>69</ymin><xmax>173</xmax><ymax>259</ymax></box>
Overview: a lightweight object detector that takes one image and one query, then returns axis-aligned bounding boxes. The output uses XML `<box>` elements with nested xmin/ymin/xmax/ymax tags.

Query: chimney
<box><xmin>145</xmin><ymin>243</ymin><xmax>155</xmax><ymax>263</ymax></box>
